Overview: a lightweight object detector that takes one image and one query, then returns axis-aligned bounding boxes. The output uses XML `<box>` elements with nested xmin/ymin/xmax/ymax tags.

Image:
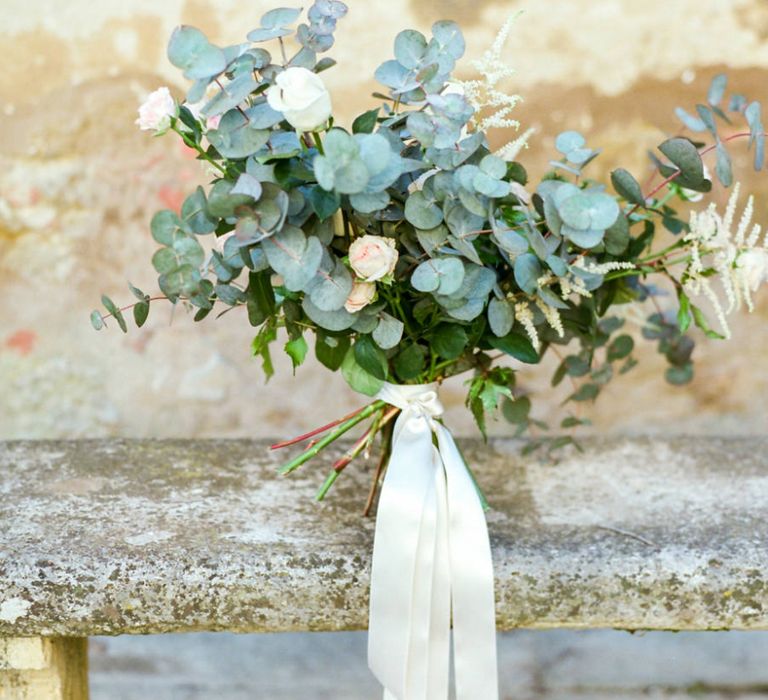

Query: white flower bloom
<box><xmin>266</xmin><ymin>67</ymin><xmax>332</xmax><ymax>132</ymax></box>
<box><xmin>683</xmin><ymin>183</ymin><xmax>768</xmax><ymax>334</ymax></box>
<box><xmin>348</xmin><ymin>235</ymin><xmax>398</xmax><ymax>282</ymax></box>
<box><xmin>344</xmin><ymin>281</ymin><xmax>376</xmax><ymax>313</ymax></box>
<box><xmin>455</xmin><ymin>12</ymin><xmax>528</xmax><ymax>159</ymax></box>
<box><xmin>535</xmin><ymin>299</ymin><xmax>564</xmax><ymax>338</ymax></box>
<box><xmin>136</xmin><ymin>87</ymin><xmax>177</xmax><ymax>133</ymax></box>
<box><xmin>514</xmin><ymin>300</ymin><xmax>539</xmax><ymax>351</ymax></box>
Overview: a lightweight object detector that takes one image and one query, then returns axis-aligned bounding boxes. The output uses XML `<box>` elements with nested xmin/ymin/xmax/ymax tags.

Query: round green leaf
<box><xmin>405</xmin><ymin>191</ymin><xmax>443</xmax><ymax>229</ymax></box>
<box><xmin>167</xmin><ymin>26</ymin><xmax>227</xmax><ymax>80</ymax></box>
<box><xmin>341</xmin><ymin>347</ymin><xmax>384</xmax><ymax>396</ymax></box>
<box><xmin>372</xmin><ymin>313</ymin><xmax>404</xmax><ymax>350</ymax></box>
<box><xmin>555</xmin><ymin>130</ymin><xmax>586</xmax><ymax>155</ymax></box>
<box><xmin>487</xmin><ymin>298</ymin><xmax>514</xmax><ymax>337</ymax></box>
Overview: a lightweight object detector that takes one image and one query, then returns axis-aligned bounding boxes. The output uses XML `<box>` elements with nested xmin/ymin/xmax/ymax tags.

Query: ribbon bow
<box><xmin>368</xmin><ymin>382</ymin><xmax>498</xmax><ymax>700</ymax></box>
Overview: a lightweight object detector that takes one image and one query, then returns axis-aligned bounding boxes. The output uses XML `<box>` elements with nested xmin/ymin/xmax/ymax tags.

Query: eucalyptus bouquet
<box><xmin>94</xmin><ymin>2</ymin><xmax>768</xmax><ymax>504</ymax></box>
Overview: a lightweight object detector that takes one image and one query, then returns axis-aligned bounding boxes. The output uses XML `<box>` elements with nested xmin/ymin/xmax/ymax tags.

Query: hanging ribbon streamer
<box><xmin>368</xmin><ymin>382</ymin><xmax>498</xmax><ymax>700</ymax></box>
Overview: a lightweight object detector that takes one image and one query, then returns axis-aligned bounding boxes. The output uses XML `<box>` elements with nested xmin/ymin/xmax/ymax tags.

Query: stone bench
<box><xmin>1</xmin><ymin>437</ymin><xmax>767</xmax><ymax>699</ymax></box>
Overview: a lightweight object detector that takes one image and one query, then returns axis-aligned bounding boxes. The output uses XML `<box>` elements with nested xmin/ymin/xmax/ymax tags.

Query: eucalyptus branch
<box><xmin>97</xmin><ymin>296</ymin><xmax>170</xmax><ymax>322</ymax></box>
<box><xmin>629</xmin><ymin>131</ymin><xmax>767</xmax><ymax>217</ymax></box>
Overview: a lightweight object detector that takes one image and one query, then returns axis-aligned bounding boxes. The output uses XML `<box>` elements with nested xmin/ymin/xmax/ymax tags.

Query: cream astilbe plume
<box><xmin>683</xmin><ymin>184</ymin><xmax>768</xmax><ymax>337</ymax></box>
<box><xmin>456</xmin><ymin>13</ymin><xmax>533</xmax><ymax>161</ymax></box>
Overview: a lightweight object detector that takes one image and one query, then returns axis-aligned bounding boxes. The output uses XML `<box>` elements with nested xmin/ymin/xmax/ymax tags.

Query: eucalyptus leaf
<box><xmin>715</xmin><ymin>140</ymin><xmax>733</xmax><ymax>187</ymax></box>
<box><xmin>658</xmin><ymin>137</ymin><xmax>705</xmax><ymax>184</ymax></box>
<box><xmin>201</xmin><ymin>75</ymin><xmax>259</xmax><ymax>117</ymax></box>
<box><xmin>151</xmin><ymin>210</ymin><xmax>184</xmax><ymax>245</ymax></box>
<box><xmin>394</xmin><ymin>29</ymin><xmax>428</xmax><ymax>69</ymax></box>
<box><xmin>167</xmin><ymin>26</ymin><xmax>227</xmax><ymax>80</ymax></box>
<box><xmin>610</xmin><ymin>168</ymin><xmax>645</xmax><ymax>207</ymax></box>
<box><xmin>431</xmin><ymin>20</ymin><xmax>465</xmax><ymax>60</ymax></box>
<box><xmin>707</xmin><ymin>73</ymin><xmax>727</xmax><ymax>107</ymax></box>
<box><xmin>405</xmin><ymin>191</ymin><xmax>443</xmax><ymax>228</ymax></box>
<box><xmin>181</xmin><ymin>187</ymin><xmax>217</xmax><ymax>234</ymax></box>
<box><xmin>303</xmin><ymin>296</ymin><xmax>356</xmax><ymax>331</ymax></box>
<box><xmin>373</xmin><ymin>313</ymin><xmax>404</xmax><ymax>349</ymax></box>
<box><xmin>514</xmin><ymin>253</ymin><xmax>542</xmax><ymax>294</ymax></box>
<box><xmin>488</xmin><ymin>298</ymin><xmax>514</xmax><ymax>337</ymax></box>
<box><xmin>207</xmin><ymin>110</ymin><xmax>270</xmax><ymax>159</ymax></box>
<box><xmin>493</xmin><ymin>228</ymin><xmax>529</xmax><ymax>255</ymax></box>
<box><xmin>262</xmin><ymin>225</ymin><xmax>323</xmax><ymax>290</ymax></box>
<box><xmin>674</xmin><ymin>107</ymin><xmax>706</xmax><ymax>133</ymax></box>
<box><xmin>416</xmin><ymin>225</ymin><xmax>448</xmax><ymax>255</ymax></box>
<box><xmin>245</xmin><ymin>101</ymin><xmax>284</xmax><ymax>129</ymax></box>
<box><xmin>349</xmin><ymin>191</ymin><xmax>390</xmax><ymax>213</ymax></box>
<box><xmin>230</xmin><ymin>173</ymin><xmax>263</xmax><ymax>200</ymax></box>
<box><xmin>604</xmin><ymin>213</ymin><xmax>630</xmax><ymax>255</ymax></box>
<box><xmin>411</xmin><ymin>257</ymin><xmax>464</xmax><ymax>295</ymax></box>
<box><xmin>307</xmin><ymin>256</ymin><xmax>353</xmax><ymax>311</ymax></box>
<box><xmin>555</xmin><ymin>130</ymin><xmax>586</xmax><ymax>155</ymax></box>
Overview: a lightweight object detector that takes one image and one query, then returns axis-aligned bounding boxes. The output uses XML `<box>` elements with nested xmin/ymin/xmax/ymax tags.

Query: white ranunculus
<box><xmin>737</xmin><ymin>248</ymin><xmax>768</xmax><ymax>291</ymax></box>
<box><xmin>344</xmin><ymin>281</ymin><xmax>377</xmax><ymax>313</ymax></box>
<box><xmin>266</xmin><ymin>67</ymin><xmax>332</xmax><ymax>132</ymax></box>
<box><xmin>348</xmin><ymin>235</ymin><xmax>399</xmax><ymax>282</ymax></box>
<box><xmin>136</xmin><ymin>87</ymin><xmax>177</xmax><ymax>133</ymax></box>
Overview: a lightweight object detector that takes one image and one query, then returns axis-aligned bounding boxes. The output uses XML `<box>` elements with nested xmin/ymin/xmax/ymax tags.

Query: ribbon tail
<box><xmin>435</xmin><ymin>424</ymin><xmax>499</xmax><ymax>700</ymax></box>
<box><xmin>369</xmin><ymin>411</ymin><xmax>440</xmax><ymax>699</ymax></box>
<box><xmin>425</xmin><ymin>445</ymin><xmax>450</xmax><ymax>699</ymax></box>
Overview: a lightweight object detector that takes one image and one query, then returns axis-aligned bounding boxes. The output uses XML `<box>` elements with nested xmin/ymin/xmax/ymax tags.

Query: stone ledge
<box><xmin>1</xmin><ymin>437</ymin><xmax>767</xmax><ymax>636</ymax></box>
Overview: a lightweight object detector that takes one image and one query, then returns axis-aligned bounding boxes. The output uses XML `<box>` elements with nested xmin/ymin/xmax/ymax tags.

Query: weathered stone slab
<box><xmin>0</xmin><ymin>438</ymin><xmax>767</xmax><ymax>636</ymax></box>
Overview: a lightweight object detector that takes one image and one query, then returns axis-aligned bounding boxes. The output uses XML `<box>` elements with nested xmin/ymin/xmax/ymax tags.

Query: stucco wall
<box><xmin>1</xmin><ymin>0</ymin><xmax>767</xmax><ymax>441</ymax></box>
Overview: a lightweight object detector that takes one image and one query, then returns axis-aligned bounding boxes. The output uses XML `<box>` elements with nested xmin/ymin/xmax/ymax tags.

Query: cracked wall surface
<box><xmin>1</xmin><ymin>0</ymin><xmax>767</xmax><ymax>441</ymax></box>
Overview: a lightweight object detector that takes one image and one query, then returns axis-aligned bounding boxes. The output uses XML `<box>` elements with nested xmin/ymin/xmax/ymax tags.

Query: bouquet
<box><xmin>92</xmin><ymin>3</ymin><xmax>768</xmax><ymax>696</ymax></box>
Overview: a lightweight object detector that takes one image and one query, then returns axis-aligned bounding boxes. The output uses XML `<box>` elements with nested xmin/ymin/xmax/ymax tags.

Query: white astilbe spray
<box><xmin>456</xmin><ymin>13</ymin><xmax>532</xmax><ymax>161</ymax></box>
<box><xmin>578</xmin><ymin>260</ymin><xmax>636</xmax><ymax>275</ymax></box>
<box><xmin>683</xmin><ymin>183</ymin><xmax>768</xmax><ymax>337</ymax></box>
<box><xmin>514</xmin><ymin>300</ymin><xmax>539</xmax><ymax>350</ymax></box>
<box><xmin>535</xmin><ymin>299</ymin><xmax>565</xmax><ymax>338</ymax></box>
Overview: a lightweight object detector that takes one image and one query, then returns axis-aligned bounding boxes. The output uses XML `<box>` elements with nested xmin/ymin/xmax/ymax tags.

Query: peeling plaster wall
<box><xmin>1</xmin><ymin>0</ymin><xmax>767</xmax><ymax>440</ymax></box>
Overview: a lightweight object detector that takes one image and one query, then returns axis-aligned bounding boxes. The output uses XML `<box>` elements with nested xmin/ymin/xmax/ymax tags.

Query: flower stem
<box><xmin>277</xmin><ymin>400</ymin><xmax>386</xmax><ymax>475</ymax></box>
<box><xmin>270</xmin><ymin>403</ymin><xmax>373</xmax><ymax>450</ymax></box>
<box><xmin>311</xmin><ymin>131</ymin><xmax>325</xmax><ymax>154</ymax></box>
<box><xmin>172</xmin><ymin>124</ymin><xmax>227</xmax><ymax>175</ymax></box>
<box><xmin>316</xmin><ymin>406</ymin><xmax>399</xmax><ymax>501</ymax></box>
<box><xmin>363</xmin><ymin>420</ymin><xmax>394</xmax><ymax>516</ymax></box>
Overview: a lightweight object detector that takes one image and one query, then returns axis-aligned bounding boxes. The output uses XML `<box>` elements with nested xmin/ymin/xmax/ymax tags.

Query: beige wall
<box><xmin>1</xmin><ymin>0</ymin><xmax>767</xmax><ymax>442</ymax></box>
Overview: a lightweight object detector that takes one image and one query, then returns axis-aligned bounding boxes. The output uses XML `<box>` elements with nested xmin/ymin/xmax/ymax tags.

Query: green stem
<box><xmin>638</xmin><ymin>241</ymin><xmax>685</xmax><ymax>264</ymax></box>
<box><xmin>315</xmin><ymin>469</ymin><xmax>340</xmax><ymax>501</ymax></box>
<box><xmin>278</xmin><ymin>400</ymin><xmax>386</xmax><ymax>475</ymax></box>
<box><xmin>311</xmin><ymin>131</ymin><xmax>325</xmax><ymax>154</ymax></box>
<box><xmin>172</xmin><ymin>124</ymin><xmax>227</xmax><ymax>175</ymax></box>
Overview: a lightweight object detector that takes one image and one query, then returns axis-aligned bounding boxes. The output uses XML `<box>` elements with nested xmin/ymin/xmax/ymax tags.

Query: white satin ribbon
<box><xmin>368</xmin><ymin>382</ymin><xmax>498</xmax><ymax>700</ymax></box>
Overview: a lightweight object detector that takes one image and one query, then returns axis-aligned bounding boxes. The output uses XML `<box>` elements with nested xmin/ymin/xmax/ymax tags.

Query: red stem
<box><xmin>269</xmin><ymin>404</ymin><xmax>370</xmax><ymax>450</ymax></box>
<box><xmin>99</xmin><ymin>296</ymin><xmax>169</xmax><ymax>321</ymax></box>
<box><xmin>628</xmin><ymin>131</ymin><xmax>760</xmax><ymax>217</ymax></box>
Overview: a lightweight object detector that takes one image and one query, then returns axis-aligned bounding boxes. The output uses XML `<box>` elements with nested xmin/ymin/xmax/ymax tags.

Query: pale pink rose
<box><xmin>206</xmin><ymin>114</ymin><xmax>222</xmax><ymax>131</ymax></box>
<box><xmin>136</xmin><ymin>87</ymin><xmax>177</xmax><ymax>133</ymax></box>
<box><xmin>344</xmin><ymin>281</ymin><xmax>376</xmax><ymax>313</ymax></box>
<box><xmin>348</xmin><ymin>235</ymin><xmax>398</xmax><ymax>282</ymax></box>
<box><xmin>266</xmin><ymin>67</ymin><xmax>332</xmax><ymax>132</ymax></box>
